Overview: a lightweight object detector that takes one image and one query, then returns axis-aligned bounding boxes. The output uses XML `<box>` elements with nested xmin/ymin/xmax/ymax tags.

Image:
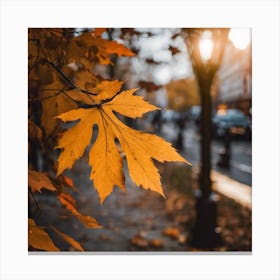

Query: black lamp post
<box><xmin>184</xmin><ymin>28</ymin><xmax>229</xmax><ymax>248</ymax></box>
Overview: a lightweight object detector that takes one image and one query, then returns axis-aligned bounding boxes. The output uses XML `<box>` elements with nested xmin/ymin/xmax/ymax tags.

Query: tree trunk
<box><xmin>199</xmin><ymin>75</ymin><xmax>212</xmax><ymax>198</ymax></box>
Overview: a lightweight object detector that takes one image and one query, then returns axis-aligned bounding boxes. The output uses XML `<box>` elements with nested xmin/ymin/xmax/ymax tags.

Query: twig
<box><xmin>28</xmin><ymin>189</ymin><xmax>44</xmax><ymax>222</ymax></box>
<box><xmin>43</xmin><ymin>59</ymin><xmax>98</xmax><ymax>96</ymax></box>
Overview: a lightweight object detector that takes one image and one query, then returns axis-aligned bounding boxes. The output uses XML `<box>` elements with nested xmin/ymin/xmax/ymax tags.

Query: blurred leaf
<box><xmin>57</xmin><ymin>192</ymin><xmax>101</xmax><ymax>228</ymax></box>
<box><xmin>130</xmin><ymin>235</ymin><xmax>148</xmax><ymax>248</ymax></box>
<box><xmin>138</xmin><ymin>80</ymin><xmax>162</xmax><ymax>91</ymax></box>
<box><xmin>149</xmin><ymin>239</ymin><xmax>163</xmax><ymax>248</ymax></box>
<box><xmin>62</xmin><ymin>175</ymin><xmax>75</xmax><ymax>190</ymax></box>
<box><xmin>92</xmin><ymin>28</ymin><xmax>107</xmax><ymax>38</ymax></box>
<box><xmin>28</xmin><ymin>218</ymin><xmax>59</xmax><ymax>251</ymax></box>
<box><xmin>68</xmin><ymin>32</ymin><xmax>135</xmax><ymax>65</ymax></box>
<box><xmin>28</xmin><ymin>169</ymin><xmax>56</xmax><ymax>193</ymax></box>
<box><xmin>169</xmin><ymin>46</ymin><xmax>181</xmax><ymax>55</ymax></box>
<box><xmin>171</xmin><ymin>33</ymin><xmax>180</xmax><ymax>40</ymax></box>
<box><xmin>51</xmin><ymin>226</ymin><xmax>84</xmax><ymax>251</ymax></box>
<box><xmin>40</xmin><ymin>71</ymin><xmax>77</xmax><ymax>134</ymax></box>
<box><xmin>145</xmin><ymin>58</ymin><xmax>160</xmax><ymax>65</ymax></box>
<box><xmin>28</xmin><ymin>120</ymin><xmax>42</xmax><ymax>141</ymax></box>
<box><xmin>120</xmin><ymin>28</ymin><xmax>141</xmax><ymax>38</ymax></box>
<box><xmin>163</xmin><ymin>227</ymin><xmax>180</xmax><ymax>240</ymax></box>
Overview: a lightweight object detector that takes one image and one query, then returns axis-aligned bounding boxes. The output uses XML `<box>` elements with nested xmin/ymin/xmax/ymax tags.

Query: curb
<box><xmin>212</xmin><ymin>170</ymin><xmax>252</xmax><ymax>210</ymax></box>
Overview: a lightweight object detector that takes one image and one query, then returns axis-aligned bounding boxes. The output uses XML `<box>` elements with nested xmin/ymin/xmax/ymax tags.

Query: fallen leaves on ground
<box><xmin>163</xmin><ymin>227</ymin><xmax>181</xmax><ymax>240</ymax></box>
<box><xmin>130</xmin><ymin>235</ymin><xmax>149</xmax><ymax>248</ymax></box>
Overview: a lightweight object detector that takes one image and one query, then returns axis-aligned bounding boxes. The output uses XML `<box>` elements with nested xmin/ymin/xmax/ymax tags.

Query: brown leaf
<box><xmin>28</xmin><ymin>120</ymin><xmax>42</xmax><ymax>141</ymax></box>
<box><xmin>163</xmin><ymin>227</ymin><xmax>181</xmax><ymax>240</ymax></box>
<box><xmin>145</xmin><ymin>58</ymin><xmax>160</xmax><ymax>65</ymax></box>
<box><xmin>92</xmin><ymin>28</ymin><xmax>107</xmax><ymax>38</ymax></box>
<box><xmin>169</xmin><ymin>46</ymin><xmax>181</xmax><ymax>56</ymax></box>
<box><xmin>51</xmin><ymin>226</ymin><xmax>84</xmax><ymax>251</ymax></box>
<box><xmin>138</xmin><ymin>80</ymin><xmax>162</xmax><ymax>91</ymax></box>
<box><xmin>73</xmin><ymin>70</ymin><xmax>99</xmax><ymax>91</ymax></box>
<box><xmin>57</xmin><ymin>193</ymin><xmax>101</xmax><ymax>228</ymax></box>
<box><xmin>149</xmin><ymin>239</ymin><xmax>163</xmax><ymax>248</ymax></box>
<box><xmin>28</xmin><ymin>169</ymin><xmax>56</xmax><ymax>193</ymax></box>
<box><xmin>171</xmin><ymin>33</ymin><xmax>180</xmax><ymax>40</ymax></box>
<box><xmin>120</xmin><ymin>28</ymin><xmax>141</xmax><ymax>38</ymax></box>
<box><xmin>40</xmin><ymin>72</ymin><xmax>77</xmax><ymax>134</ymax></box>
<box><xmin>28</xmin><ymin>218</ymin><xmax>59</xmax><ymax>251</ymax></box>
<box><xmin>130</xmin><ymin>235</ymin><xmax>148</xmax><ymax>248</ymax></box>
<box><xmin>68</xmin><ymin>32</ymin><xmax>134</xmax><ymax>65</ymax></box>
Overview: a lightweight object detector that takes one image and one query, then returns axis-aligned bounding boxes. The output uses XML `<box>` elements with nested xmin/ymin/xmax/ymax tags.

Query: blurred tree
<box><xmin>165</xmin><ymin>78</ymin><xmax>200</xmax><ymax>111</ymax></box>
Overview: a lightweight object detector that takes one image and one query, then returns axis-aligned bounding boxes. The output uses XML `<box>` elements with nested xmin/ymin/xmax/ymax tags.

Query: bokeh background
<box><xmin>29</xmin><ymin>28</ymin><xmax>252</xmax><ymax>251</ymax></box>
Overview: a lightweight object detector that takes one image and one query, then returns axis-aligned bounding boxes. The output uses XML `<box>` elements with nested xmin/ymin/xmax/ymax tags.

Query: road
<box><xmin>160</xmin><ymin>121</ymin><xmax>252</xmax><ymax>186</ymax></box>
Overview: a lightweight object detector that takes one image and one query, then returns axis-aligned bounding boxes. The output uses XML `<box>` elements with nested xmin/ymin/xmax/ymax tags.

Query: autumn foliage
<box><xmin>28</xmin><ymin>28</ymin><xmax>188</xmax><ymax>251</ymax></box>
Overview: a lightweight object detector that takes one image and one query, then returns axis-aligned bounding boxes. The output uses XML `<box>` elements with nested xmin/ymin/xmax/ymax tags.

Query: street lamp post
<box><xmin>184</xmin><ymin>28</ymin><xmax>229</xmax><ymax>248</ymax></box>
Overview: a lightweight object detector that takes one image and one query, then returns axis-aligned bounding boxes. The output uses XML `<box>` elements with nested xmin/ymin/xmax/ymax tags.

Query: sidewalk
<box><xmin>191</xmin><ymin>165</ymin><xmax>252</xmax><ymax>210</ymax></box>
<box><xmin>212</xmin><ymin>170</ymin><xmax>252</xmax><ymax>210</ymax></box>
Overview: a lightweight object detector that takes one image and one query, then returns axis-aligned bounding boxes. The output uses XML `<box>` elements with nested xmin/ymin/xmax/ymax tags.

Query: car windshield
<box><xmin>214</xmin><ymin>109</ymin><xmax>248</xmax><ymax>124</ymax></box>
<box><xmin>217</xmin><ymin>109</ymin><xmax>244</xmax><ymax>118</ymax></box>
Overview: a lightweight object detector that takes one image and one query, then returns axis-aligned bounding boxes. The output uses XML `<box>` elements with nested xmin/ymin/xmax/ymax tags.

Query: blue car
<box><xmin>212</xmin><ymin>109</ymin><xmax>251</xmax><ymax>139</ymax></box>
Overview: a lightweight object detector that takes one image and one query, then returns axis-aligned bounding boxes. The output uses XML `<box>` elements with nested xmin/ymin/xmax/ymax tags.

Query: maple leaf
<box><xmin>28</xmin><ymin>169</ymin><xmax>56</xmax><ymax>193</ymax></box>
<box><xmin>55</xmin><ymin>81</ymin><xmax>190</xmax><ymax>202</ymax></box>
<box><xmin>28</xmin><ymin>218</ymin><xmax>59</xmax><ymax>251</ymax></box>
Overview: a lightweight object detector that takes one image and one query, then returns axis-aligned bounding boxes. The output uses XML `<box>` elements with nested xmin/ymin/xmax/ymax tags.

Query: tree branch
<box><xmin>28</xmin><ymin>188</ymin><xmax>44</xmax><ymax>222</ymax></box>
<box><xmin>43</xmin><ymin>59</ymin><xmax>98</xmax><ymax>97</ymax></box>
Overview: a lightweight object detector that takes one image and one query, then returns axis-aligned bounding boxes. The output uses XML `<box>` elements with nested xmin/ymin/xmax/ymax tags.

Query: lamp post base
<box><xmin>190</xmin><ymin>193</ymin><xmax>223</xmax><ymax>249</ymax></box>
<box><xmin>217</xmin><ymin>152</ymin><xmax>230</xmax><ymax>168</ymax></box>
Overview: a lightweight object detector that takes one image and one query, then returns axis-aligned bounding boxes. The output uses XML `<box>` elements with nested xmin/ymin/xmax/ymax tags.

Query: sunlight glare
<box><xmin>229</xmin><ymin>28</ymin><xmax>251</xmax><ymax>50</ymax></box>
<box><xmin>199</xmin><ymin>31</ymin><xmax>213</xmax><ymax>61</ymax></box>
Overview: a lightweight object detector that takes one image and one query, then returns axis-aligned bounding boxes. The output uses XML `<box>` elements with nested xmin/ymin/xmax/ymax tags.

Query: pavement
<box><xmin>38</xmin><ymin>158</ymin><xmax>251</xmax><ymax>251</ymax></box>
<box><xmin>158</xmin><ymin>120</ymin><xmax>252</xmax><ymax>210</ymax></box>
<box><xmin>34</xmin><ymin>120</ymin><xmax>252</xmax><ymax>252</ymax></box>
<box><xmin>190</xmin><ymin>165</ymin><xmax>251</xmax><ymax>210</ymax></box>
<box><xmin>212</xmin><ymin>170</ymin><xmax>251</xmax><ymax>209</ymax></box>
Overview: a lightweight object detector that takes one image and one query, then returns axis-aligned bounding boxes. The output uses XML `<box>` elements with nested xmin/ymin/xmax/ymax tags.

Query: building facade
<box><xmin>216</xmin><ymin>41</ymin><xmax>252</xmax><ymax>116</ymax></box>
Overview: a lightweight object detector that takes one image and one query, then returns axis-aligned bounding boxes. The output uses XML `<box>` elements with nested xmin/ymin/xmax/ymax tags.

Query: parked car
<box><xmin>212</xmin><ymin>109</ymin><xmax>251</xmax><ymax>139</ymax></box>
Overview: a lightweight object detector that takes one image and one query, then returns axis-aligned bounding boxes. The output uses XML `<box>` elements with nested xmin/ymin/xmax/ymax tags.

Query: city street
<box><xmin>160</xmin><ymin>121</ymin><xmax>252</xmax><ymax>186</ymax></box>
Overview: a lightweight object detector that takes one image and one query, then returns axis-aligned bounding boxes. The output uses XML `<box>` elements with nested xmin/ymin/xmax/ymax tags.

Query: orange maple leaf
<box><xmin>55</xmin><ymin>81</ymin><xmax>190</xmax><ymax>202</ymax></box>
